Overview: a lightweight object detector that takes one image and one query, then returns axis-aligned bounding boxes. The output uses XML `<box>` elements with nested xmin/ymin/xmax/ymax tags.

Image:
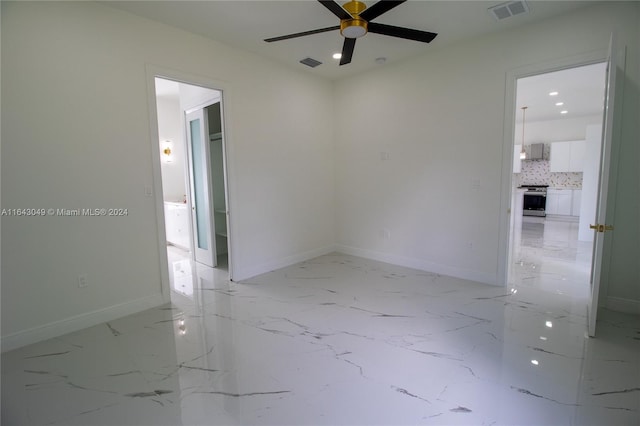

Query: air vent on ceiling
<box><xmin>488</xmin><ymin>1</ymin><xmax>529</xmax><ymax>21</ymax></box>
<box><xmin>300</xmin><ymin>57</ymin><xmax>322</xmax><ymax>68</ymax></box>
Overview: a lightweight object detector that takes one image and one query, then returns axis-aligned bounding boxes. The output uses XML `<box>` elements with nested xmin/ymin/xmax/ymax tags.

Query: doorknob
<box><xmin>590</xmin><ymin>224</ymin><xmax>614</xmax><ymax>232</ymax></box>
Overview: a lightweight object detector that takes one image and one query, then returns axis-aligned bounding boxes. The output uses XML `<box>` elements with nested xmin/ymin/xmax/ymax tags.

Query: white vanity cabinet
<box><xmin>164</xmin><ymin>202</ymin><xmax>190</xmax><ymax>249</ymax></box>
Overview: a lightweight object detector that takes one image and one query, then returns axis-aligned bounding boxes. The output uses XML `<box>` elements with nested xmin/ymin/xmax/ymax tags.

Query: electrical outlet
<box><xmin>78</xmin><ymin>274</ymin><xmax>88</xmax><ymax>288</ymax></box>
<box><xmin>381</xmin><ymin>228</ymin><xmax>391</xmax><ymax>240</ymax></box>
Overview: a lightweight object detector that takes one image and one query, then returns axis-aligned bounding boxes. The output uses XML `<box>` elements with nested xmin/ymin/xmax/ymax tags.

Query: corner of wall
<box><xmin>1</xmin><ymin>293</ymin><xmax>166</xmax><ymax>353</ymax></box>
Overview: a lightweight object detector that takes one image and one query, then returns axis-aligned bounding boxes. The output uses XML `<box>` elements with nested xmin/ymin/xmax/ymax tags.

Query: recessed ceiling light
<box><xmin>332</xmin><ymin>52</ymin><xmax>342</xmax><ymax>60</ymax></box>
<box><xmin>545</xmin><ymin>321</ymin><xmax>553</xmax><ymax>328</ymax></box>
<box><xmin>555</xmin><ymin>102</ymin><xmax>564</xmax><ymax>106</ymax></box>
<box><xmin>549</xmin><ymin>91</ymin><xmax>559</xmax><ymax>96</ymax></box>
<box><xmin>531</xmin><ymin>359</ymin><xmax>539</xmax><ymax>366</ymax></box>
<box><xmin>560</xmin><ymin>110</ymin><xmax>568</xmax><ymax>114</ymax></box>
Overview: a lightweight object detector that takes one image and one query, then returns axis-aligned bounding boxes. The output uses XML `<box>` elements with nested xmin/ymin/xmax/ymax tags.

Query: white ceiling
<box><xmin>104</xmin><ymin>0</ymin><xmax>593</xmax><ymax>81</ymax></box>
<box><xmin>154</xmin><ymin>78</ymin><xmax>180</xmax><ymax>98</ymax></box>
<box><xmin>119</xmin><ymin>1</ymin><xmax>606</xmax><ymax>122</ymax></box>
<box><xmin>516</xmin><ymin>62</ymin><xmax>607</xmax><ymax>123</ymax></box>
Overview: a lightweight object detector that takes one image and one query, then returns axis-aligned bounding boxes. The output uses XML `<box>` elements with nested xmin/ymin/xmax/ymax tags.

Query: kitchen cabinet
<box><xmin>572</xmin><ymin>189</ymin><xmax>582</xmax><ymax>217</ymax></box>
<box><xmin>546</xmin><ymin>189</ymin><xmax>571</xmax><ymax>215</ymax></box>
<box><xmin>546</xmin><ymin>189</ymin><xmax>581</xmax><ymax>216</ymax></box>
<box><xmin>546</xmin><ymin>191</ymin><xmax>557</xmax><ymax>215</ymax></box>
<box><xmin>165</xmin><ymin>202</ymin><xmax>190</xmax><ymax>249</ymax></box>
<box><xmin>550</xmin><ymin>142</ymin><xmax>571</xmax><ymax>172</ymax></box>
<box><xmin>550</xmin><ymin>140</ymin><xmax>585</xmax><ymax>172</ymax></box>
<box><xmin>568</xmin><ymin>141</ymin><xmax>586</xmax><ymax>172</ymax></box>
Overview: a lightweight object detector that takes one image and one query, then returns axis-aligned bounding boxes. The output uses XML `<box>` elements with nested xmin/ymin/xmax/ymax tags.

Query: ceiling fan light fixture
<box><xmin>340</xmin><ymin>0</ymin><xmax>368</xmax><ymax>38</ymax></box>
<box><xmin>340</xmin><ymin>18</ymin><xmax>368</xmax><ymax>38</ymax></box>
<box><xmin>265</xmin><ymin>0</ymin><xmax>438</xmax><ymax>67</ymax></box>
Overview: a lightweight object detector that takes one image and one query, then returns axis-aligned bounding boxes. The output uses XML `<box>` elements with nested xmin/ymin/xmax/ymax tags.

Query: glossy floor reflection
<box><xmin>510</xmin><ymin>216</ymin><xmax>593</xmax><ymax>299</ymax></box>
<box><xmin>2</xmin><ymin>251</ymin><xmax>639</xmax><ymax>425</ymax></box>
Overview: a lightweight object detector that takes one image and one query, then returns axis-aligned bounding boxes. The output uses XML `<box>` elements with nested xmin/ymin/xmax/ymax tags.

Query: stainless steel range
<box><xmin>519</xmin><ymin>185</ymin><xmax>548</xmax><ymax>217</ymax></box>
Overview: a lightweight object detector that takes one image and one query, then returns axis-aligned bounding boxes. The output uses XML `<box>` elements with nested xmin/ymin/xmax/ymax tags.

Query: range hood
<box><xmin>526</xmin><ymin>143</ymin><xmax>544</xmax><ymax>160</ymax></box>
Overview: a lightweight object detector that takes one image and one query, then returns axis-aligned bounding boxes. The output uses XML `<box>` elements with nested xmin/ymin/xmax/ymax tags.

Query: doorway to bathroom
<box><xmin>153</xmin><ymin>77</ymin><xmax>233</xmax><ymax>299</ymax></box>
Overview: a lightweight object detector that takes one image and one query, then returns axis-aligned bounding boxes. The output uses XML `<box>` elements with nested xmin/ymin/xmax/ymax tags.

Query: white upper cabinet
<box><xmin>568</xmin><ymin>140</ymin><xmax>586</xmax><ymax>172</ymax></box>
<box><xmin>550</xmin><ymin>141</ymin><xmax>571</xmax><ymax>172</ymax></box>
<box><xmin>550</xmin><ymin>140</ymin><xmax>585</xmax><ymax>172</ymax></box>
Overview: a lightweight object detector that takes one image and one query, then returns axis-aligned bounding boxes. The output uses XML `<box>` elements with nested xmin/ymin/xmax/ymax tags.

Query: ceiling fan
<box><xmin>264</xmin><ymin>0</ymin><xmax>438</xmax><ymax>66</ymax></box>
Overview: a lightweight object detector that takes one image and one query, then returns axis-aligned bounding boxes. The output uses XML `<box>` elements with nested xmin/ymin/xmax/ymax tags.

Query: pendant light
<box><xmin>519</xmin><ymin>106</ymin><xmax>528</xmax><ymax>160</ymax></box>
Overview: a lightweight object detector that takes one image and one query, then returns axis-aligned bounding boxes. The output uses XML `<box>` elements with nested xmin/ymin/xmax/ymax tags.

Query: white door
<box><xmin>186</xmin><ymin>109</ymin><xmax>217</xmax><ymax>267</ymax></box>
<box><xmin>588</xmin><ymin>35</ymin><xmax>618</xmax><ymax>337</ymax></box>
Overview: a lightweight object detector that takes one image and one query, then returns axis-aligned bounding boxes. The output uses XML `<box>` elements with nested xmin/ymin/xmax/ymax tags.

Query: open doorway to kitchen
<box><xmin>153</xmin><ymin>77</ymin><xmax>233</xmax><ymax>303</ymax></box>
<box><xmin>508</xmin><ymin>62</ymin><xmax>607</xmax><ymax>301</ymax></box>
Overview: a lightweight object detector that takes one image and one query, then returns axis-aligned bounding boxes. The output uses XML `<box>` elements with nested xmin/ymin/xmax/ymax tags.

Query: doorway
<box><xmin>507</xmin><ymin>63</ymin><xmax>607</xmax><ymax>302</ymax></box>
<box><xmin>153</xmin><ymin>77</ymin><xmax>233</xmax><ymax>299</ymax></box>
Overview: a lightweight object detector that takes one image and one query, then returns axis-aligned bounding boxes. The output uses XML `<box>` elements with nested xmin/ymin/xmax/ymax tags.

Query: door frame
<box><xmin>497</xmin><ymin>50</ymin><xmax>614</xmax><ymax>289</ymax></box>
<box><xmin>146</xmin><ymin>65</ymin><xmax>237</xmax><ymax>302</ymax></box>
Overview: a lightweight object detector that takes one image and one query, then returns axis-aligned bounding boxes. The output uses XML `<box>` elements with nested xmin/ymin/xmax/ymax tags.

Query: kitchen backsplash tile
<box><xmin>515</xmin><ymin>144</ymin><xmax>583</xmax><ymax>188</ymax></box>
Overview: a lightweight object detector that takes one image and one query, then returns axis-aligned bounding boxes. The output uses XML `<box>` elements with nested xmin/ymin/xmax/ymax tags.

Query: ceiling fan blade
<box><xmin>318</xmin><ymin>0</ymin><xmax>351</xmax><ymax>20</ymax></box>
<box><xmin>339</xmin><ymin>38</ymin><xmax>356</xmax><ymax>66</ymax></box>
<box><xmin>264</xmin><ymin>26</ymin><xmax>340</xmax><ymax>42</ymax></box>
<box><xmin>360</xmin><ymin>0</ymin><xmax>407</xmax><ymax>22</ymax></box>
<box><xmin>368</xmin><ymin>22</ymin><xmax>437</xmax><ymax>43</ymax></box>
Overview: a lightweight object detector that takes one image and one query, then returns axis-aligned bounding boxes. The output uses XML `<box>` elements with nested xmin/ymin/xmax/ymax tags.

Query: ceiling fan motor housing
<box><xmin>340</xmin><ymin>0</ymin><xmax>368</xmax><ymax>38</ymax></box>
<box><xmin>264</xmin><ymin>0</ymin><xmax>438</xmax><ymax>66</ymax></box>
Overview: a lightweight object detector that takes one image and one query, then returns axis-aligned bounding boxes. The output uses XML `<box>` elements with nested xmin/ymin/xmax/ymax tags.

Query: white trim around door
<box><xmin>145</xmin><ymin>65</ymin><xmax>238</xmax><ymax>302</ymax></box>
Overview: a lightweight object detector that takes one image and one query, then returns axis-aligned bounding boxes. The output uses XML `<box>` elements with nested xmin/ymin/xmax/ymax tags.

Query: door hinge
<box><xmin>589</xmin><ymin>224</ymin><xmax>614</xmax><ymax>233</ymax></box>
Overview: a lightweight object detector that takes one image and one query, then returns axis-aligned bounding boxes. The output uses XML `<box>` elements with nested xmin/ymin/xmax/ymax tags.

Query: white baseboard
<box><xmin>232</xmin><ymin>245</ymin><xmax>338</xmax><ymax>282</ymax></box>
<box><xmin>606</xmin><ymin>296</ymin><xmax>640</xmax><ymax>315</ymax></box>
<box><xmin>335</xmin><ymin>245</ymin><xmax>499</xmax><ymax>286</ymax></box>
<box><xmin>1</xmin><ymin>293</ymin><xmax>166</xmax><ymax>353</ymax></box>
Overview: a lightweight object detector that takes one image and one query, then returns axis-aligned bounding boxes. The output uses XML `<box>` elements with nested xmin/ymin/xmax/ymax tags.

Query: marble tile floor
<box><xmin>2</xmin><ymin>252</ymin><xmax>639</xmax><ymax>425</ymax></box>
<box><xmin>509</xmin><ymin>216</ymin><xmax>594</xmax><ymax>299</ymax></box>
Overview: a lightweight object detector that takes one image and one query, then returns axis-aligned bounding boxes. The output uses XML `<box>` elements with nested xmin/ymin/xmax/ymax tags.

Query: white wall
<box><xmin>515</xmin><ymin>115</ymin><xmax>603</xmax><ymax>145</ymax></box>
<box><xmin>2</xmin><ymin>1</ymin><xmax>637</xmax><ymax>351</ymax></box>
<box><xmin>1</xmin><ymin>1</ymin><xmax>335</xmax><ymax>349</ymax></box>
<box><xmin>157</xmin><ymin>94</ymin><xmax>187</xmax><ymax>202</ymax></box>
<box><xmin>334</xmin><ymin>0</ymin><xmax>639</xmax><ymax>312</ymax></box>
<box><xmin>179</xmin><ymin>83</ymin><xmax>219</xmax><ymax>112</ymax></box>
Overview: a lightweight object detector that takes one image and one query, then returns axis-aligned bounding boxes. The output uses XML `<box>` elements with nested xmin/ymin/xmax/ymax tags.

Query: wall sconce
<box><xmin>161</xmin><ymin>140</ymin><xmax>173</xmax><ymax>163</ymax></box>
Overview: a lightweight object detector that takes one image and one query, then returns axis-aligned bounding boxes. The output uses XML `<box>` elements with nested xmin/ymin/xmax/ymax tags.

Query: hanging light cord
<box><xmin>520</xmin><ymin>106</ymin><xmax>528</xmax><ymax>158</ymax></box>
<box><xmin>521</xmin><ymin>106</ymin><xmax>528</xmax><ymax>144</ymax></box>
